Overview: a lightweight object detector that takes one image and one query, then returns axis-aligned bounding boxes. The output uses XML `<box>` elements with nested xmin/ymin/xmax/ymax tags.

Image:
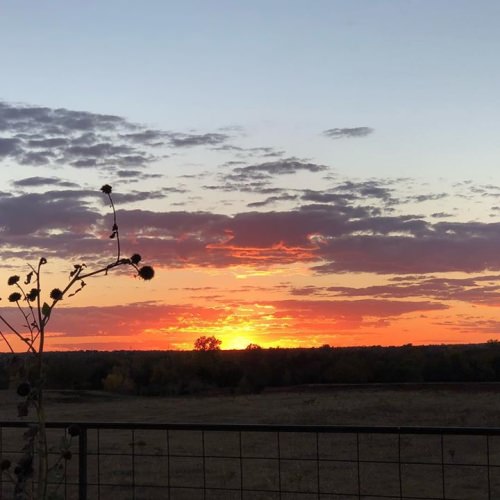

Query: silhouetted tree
<box><xmin>194</xmin><ymin>335</ymin><xmax>222</xmax><ymax>351</ymax></box>
<box><xmin>245</xmin><ymin>343</ymin><xmax>262</xmax><ymax>350</ymax></box>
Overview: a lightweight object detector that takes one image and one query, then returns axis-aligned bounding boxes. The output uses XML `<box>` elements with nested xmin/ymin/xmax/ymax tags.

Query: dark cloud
<box><xmin>4</xmin><ymin>179</ymin><xmax>500</xmax><ymax>277</ymax></box>
<box><xmin>208</xmin><ymin>159</ymin><xmax>329</xmax><ymax>194</ymax></box>
<box><xmin>323</xmin><ymin>127</ymin><xmax>374</xmax><ymax>139</ymax></box>
<box><xmin>213</xmin><ymin>144</ymin><xmax>284</xmax><ymax>158</ymax></box>
<box><xmin>12</xmin><ymin>176</ymin><xmax>79</xmax><ymax>188</ymax></box>
<box><xmin>0</xmin><ymin>191</ymin><xmax>99</xmax><ymax>236</ymax></box>
<box><xmin>247</xmin><ymin>193</ymin><xmax>298</xmax><ymax>207</ymax></box>
<box><xmin>0</xmin><ymin>101</ymin><xmax>154</xmax><ymax>170</ymax></box>
<box><xmin>301</xmin><ymin>190</ymin><xmax>357</xmax><ymax>204</ymax></box>
<box><xmin>0</xmin><ymin>101</ymin><xmax>231</xmax><ymax>171</ymax></box>
<box><xmin>120</xmin><ymin>129</ymin><xmax>166</xmax><ymax>145</ymax></box>
<box><xmin>270</xmin><ymin>299</ymin><xmax>447</xmax><ymax>320</ymax></box>
<box><xmin>442</xmin><ymin>318</ymin><xmax>500</xmax><ymax>335</ymax></box>
<box><xmin>293</xmin><ymin>274</ymin><xmax>500</xmax><ymax>306</ymax></box>
<box><xmin>408</xmin><ymin>193</ymin><xmax>448</xmax><ymax>203</ymax></box>
<box><xmin>312</xmin><ymin>225</ymin><xmax>500</xmax><ymax>274</ymax></box>
<box><xmin>115</xmin><ymin>169</ymin><xmax>164</xmax><ymax>182</ymax></box>
<box><xmin>0</xmin><ymin>137</ymin><xmax>21</xmax><ymax>156</ymax></box>
<box><xmin>232</xmin><ymin>159</ymin><xmax>328</xmax><ymax>180</ymax></box>
<box><xmin>431</xmin><ymin>212</ymin><xmax>453</xmax><ymax>218</ymax></box>
<box><xmin>168</xmin><ymin>133</ymin><xmax>228</xmax><ymax>147</ymax></box>
<box><xmin>334</xmin><ymin>180</ymin><xmax>395</xmax><ymax>204</ymax></box>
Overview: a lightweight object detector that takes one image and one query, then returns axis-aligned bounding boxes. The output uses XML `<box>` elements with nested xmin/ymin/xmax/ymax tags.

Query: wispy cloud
<box><xmin>322</xmin><ymin>127</ymin><xmax>374</xmax><ymax>139</ymax></box>
<box><xmin>12</xmin><ymin>176</ymin><xmax>79</xmax><ymax>188</ymax></box>
<box><xmin>0</xmin><ymin>101</ymin><xmax>231</xmax><ymax>173</ymax></box>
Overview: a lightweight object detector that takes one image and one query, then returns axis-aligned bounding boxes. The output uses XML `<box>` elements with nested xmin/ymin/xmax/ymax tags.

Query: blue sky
<box><xmin>2</xmin><ymin>1</ymin><xmax>500</xmax><ymax>181</ymax></box>
<box><xmin>2</xmin><ymin>1</ymin><xmax>500</xmax><ymax>350</ymax></box>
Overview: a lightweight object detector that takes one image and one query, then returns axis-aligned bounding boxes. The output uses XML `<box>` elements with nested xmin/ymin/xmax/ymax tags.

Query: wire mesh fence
<box><xmin>1</xmin><ymin>421</ymin><xmax>500</xmax><ymax>499</ymax></box>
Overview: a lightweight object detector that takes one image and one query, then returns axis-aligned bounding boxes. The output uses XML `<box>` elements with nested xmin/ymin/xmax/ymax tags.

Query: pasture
<box><xmin>1</xmin><ymin>384</ymin><xmax>499</xmax><ymax>499</ymax></box>
<box><xmin>0</xmin><ymin>383</ymin><xmax>499</xmax><ymax>426</ymax></box>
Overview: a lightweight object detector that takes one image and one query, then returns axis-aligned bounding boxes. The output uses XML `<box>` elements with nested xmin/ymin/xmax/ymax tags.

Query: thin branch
<box><xmin>0</xmin><ymin>328</ymin><xmax>14</xmax><ymax>353</ymax></box>
<box><xmin>0</xmin><ymin>316</ymin><xmax>36</xmax><ymax>354</ymax></box>
<box><xmin>36</xmin><ymin>259</ymin><xmax>44</xmax><ymax>357</ymax></box>
<box><xmin>15</xmin><ymin>282</ymin><xmax>39</xmax><ymax>338</ymax></box>
<box><xmin>105</xmin><ymin>191</ymin><xmax>121</xmax><ymax>263</ymax></box>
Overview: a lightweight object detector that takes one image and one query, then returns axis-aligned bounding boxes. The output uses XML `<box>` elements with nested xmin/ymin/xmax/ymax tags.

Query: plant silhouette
<box><xmin>0</xmin><ymin>185</ymin><xmax>154</xmax><ymax>500</ymax></box>
<box><xmin>194</xmin><ymin>335</ymin><xmax>222</xmax><ymax>351</ymax></box>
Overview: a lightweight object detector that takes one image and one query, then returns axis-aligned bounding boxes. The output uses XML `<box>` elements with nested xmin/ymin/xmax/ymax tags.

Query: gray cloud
<box><xmin>0</xmin><ymin>191</ymin><xmax>99</xmax><ymax>236</ymax></box>
<box><xmin>334</xmin><ymin>180</ymin><xmax>395</xmax><ymax>203</ymax></box>
<box><xmin>232</xmin><ymin>159</ymin><xmax>328</xmax><ymax>179</ymax></box>
<box><xmin>0</xmin><ymin>137</ymin><xmax>21</xmax><ymax>156</ymax></box>
<box><xmin>208</xmin><ymin>159</ymin><xmax>330</xmax><ymax>193</ymax></box>
<box><xmin>5</xmin><ymin>186</ymin><xmax>500</xmax><ymax>277</ymax></box>
<box><xmin>292</xmin><ymin>274</ymin><xmax>500</xmax><ymax>306</ymax></box>
<box><xmin>0</xmin><ymin>101</ymin><xmax>231</xmax><ymax>172</ymax></box>
<box><xmin>12</xmin><ymin>176</ymin><xmax>79</xmax><ymax>188</ymax></box>
<box><xmin>168</xmin><ymin>133</ymin><xmax>228</xmax><ymax>148</ymax></box>
<box><xmin>247</xmin><ymin>193</ymin><xmax>299</xmax><ymax>207</ymax></box>
<box><xmin>213</xmin><ymin>144</ymin><xmax>284</xmax><ymax>158</ymax></box>
<box><xmin>323</xmin><ymin>127</ymin><xmax>374</xmax><ymax>139</ymax></box>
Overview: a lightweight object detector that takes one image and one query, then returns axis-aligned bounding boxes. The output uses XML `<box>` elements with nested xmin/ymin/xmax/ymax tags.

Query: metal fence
<box><xmin>1</xmin><ymin>422</ymin><xmax>500</xmax><ymax>499</ymax></box>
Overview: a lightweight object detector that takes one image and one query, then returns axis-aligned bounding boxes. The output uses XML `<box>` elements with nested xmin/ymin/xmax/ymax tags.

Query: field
<box><xmin>1</xmin><ymin>384</ymin><xmax>500</xmax><ymax>499</ymax></box>
<box><xmin>0</xmin><ymin>382</ymin><xmax>499</xmax><ymax>426</ymax></box>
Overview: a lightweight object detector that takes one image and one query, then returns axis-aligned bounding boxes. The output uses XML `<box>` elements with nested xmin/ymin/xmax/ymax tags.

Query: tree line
<box><xmin>1</xmin><ymin>342</ymin><xmax>500</xmax><ymax>396</ymax></box>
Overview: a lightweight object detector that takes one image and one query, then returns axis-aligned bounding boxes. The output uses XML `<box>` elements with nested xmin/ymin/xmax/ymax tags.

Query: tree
<box><xmin>245</xmin><ymin>343</ymin><xmax>262</xmax><ymax>350</ymax></box>
<box><xmin>194</xmin><ymin>335</ymin><xmax>222</xmax><ymax>351</ymax></box>
<box><xmin>0</xmin><ymin>185</ymin><xmax>154</xmax><ymax>500</ymax></box>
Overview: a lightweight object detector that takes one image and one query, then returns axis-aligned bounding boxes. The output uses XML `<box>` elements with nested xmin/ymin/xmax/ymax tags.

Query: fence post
<box><xmin>78</xmin><ymin>427</ymin><xmax>87</xmax><ymax>500</ymax></box>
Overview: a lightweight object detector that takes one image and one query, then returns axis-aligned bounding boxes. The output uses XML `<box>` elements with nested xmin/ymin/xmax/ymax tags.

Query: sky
<box><xmin>2</xmin><ymin>1</ymin><xmax>500</xmax><ymax>350</ymax></box>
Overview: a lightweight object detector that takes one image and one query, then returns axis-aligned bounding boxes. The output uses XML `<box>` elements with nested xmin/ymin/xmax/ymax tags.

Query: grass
<box><xmin>1</xmin><ymin>384</ymin><xmax>500</xmax><ymax>499</ymax></box>
<box><xmin>1</xmin><ymin>382</ymin><xmax>499</xmax><ymax>426</ymax></box>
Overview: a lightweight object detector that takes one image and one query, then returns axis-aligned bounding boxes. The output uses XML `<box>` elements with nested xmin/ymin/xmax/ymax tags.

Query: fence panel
<box><xmin>1</xmin><ymin>422</ymin><xmax>499</xmax><ymax>499</ymax></box>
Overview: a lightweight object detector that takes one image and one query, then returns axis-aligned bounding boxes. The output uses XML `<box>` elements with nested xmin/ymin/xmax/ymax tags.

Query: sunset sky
<box><xmin>2</xmin><ymin>1</ymin><xmax>500</xmax><ymax>350</ymax></box>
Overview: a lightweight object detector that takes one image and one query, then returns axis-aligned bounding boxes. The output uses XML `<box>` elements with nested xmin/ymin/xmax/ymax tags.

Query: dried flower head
<box><xmin>8</xmin><ymin>275</ymin><xmax>20</xmax><ymax>286</ymax></box>
<box><xmin>101</xmin><ymin>184</ymin><xmax>112</xmax><ymax>194</ymax></box>
<box><xmin>8</xmin><ymin>292</ymin><xmax>21</xmax><ymax>303</ymax></box>
<box><xmin>27</xmin><ymin>288</ymin><xmax>39</xmax><ymax>302</ymax></box>
<box><xmin>138</xmin><ymin>265</ymin><xmax>155</xmax><ymax>281</ymax></box>
<box><xmin>16</xmin><ymin>382</ymin><xmax>31</xmax><ymax>397</ymax></box>
<box><xmin>50</xmin><ymin>288</ymin><xmax>63</xmax><ymax>301</ymax></box>
<box><xmin>67</xmin><ymin>424</ymin><xmax>81</xmax><ymax>437</ymax></box>
<box><xmin>130</xmin><ymin>253</ymin><xmax>142</xmax><ymax>265</ymax></box>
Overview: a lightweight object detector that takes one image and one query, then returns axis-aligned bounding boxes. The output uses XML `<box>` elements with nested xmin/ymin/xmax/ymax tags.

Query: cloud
<box><xmin>270</xmin><ymin>298</ymin><xmax>447</xmax><ymax>320</ymax></box>
<box><xmin>336</xmin><ymin>180</ymin><xmax>393</xmax><ymax>202</ymax></box>
<box><xmin>293</xmin><ymin>274</ymin><xmax>500</xmax><ymax>306</ymax></box>
<box><xmin>168</xmin><ymin>132</ymin><xmax>228</xmax><ymax>147</ymax></box>
<box><xmin>213</xmin><ymin>144</ymin><xmax>284</xmax><ymax>158</ymax></box>
<box><xmin>0</xmin><ymin>101</ymin><xmax>154</xmax><ymax>170</ymax></box>
<box><xmin>4</xmin><ymin>179</ymin><xmax>500</xmax><ymax>277</ymax></box>
<box><xmin>231</xmin><ymin>159</ymin><xmax>328</xmax><ymax>180</ymax></box>
<box><xmin>0</xmin><ymin>297</ymin><xmax>446</xmax><ymax>349</ymax></box>
<box><xmin>0</xmin><ymin>191</ymin><xmax>99</xmax><ymax>236</ymax></box>
<box><xmin>12</xmin><ymin>177</ymin><xmax>79</xmax><ymax>188</ymax></box>
<box><xmin>407</xmin><ymin>193</ymin><xmax>448</xmax><ymax>203</ymax></box>
<box><xmin>323</xmin><ymin>127</ymin><xmax>374</xmax><ymax>139</ymax></box>
<box><xmin>0</xmin><ymin>137</ymin><xmax>21</xmax><ymax>156</ymax></box>
<box><xmin>0</xmin><ymin>101</ymin><xmax>231</xmax><ymax>172</ymax></box>
<box><xmin>207</xmin><ymin>159</ymin><xmax>330</xmax><ymax>193</ymax></box>
<box><xmin>438</xmin><ymin>317</ymin><xmax>500</xmax><ymax>335</ymax></box>
<box><xmin>247</xmin><ymin>194</ymin><xmax>298</xmax><ymax>208</ymax></box>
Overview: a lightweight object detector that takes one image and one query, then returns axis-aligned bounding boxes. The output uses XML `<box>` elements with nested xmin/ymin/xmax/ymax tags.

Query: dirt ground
<box><xmin>0</xmin><ymin>383</ymin><xmax>499</xmax><ymax>427</ymax></box>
